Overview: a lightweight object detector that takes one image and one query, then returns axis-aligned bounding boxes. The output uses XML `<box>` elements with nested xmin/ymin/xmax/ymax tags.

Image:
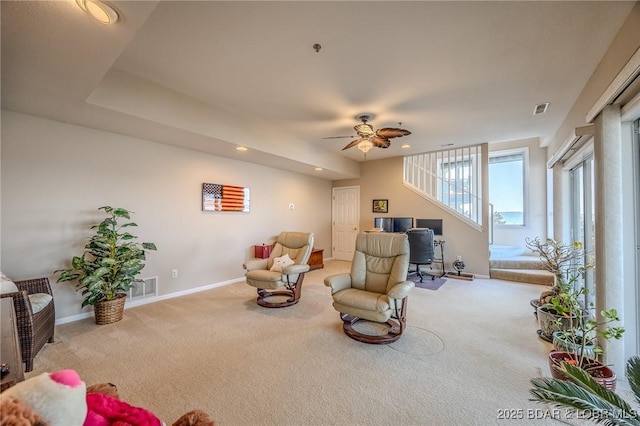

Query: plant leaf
<box><xmin>530</xmin><ymin>362</ymin><xmax>640</xmax><ymax>425</ymax></box>
<box><xmin>627</xmin><ymin>356</ymin><xmax>640</xmax><ymax>406</ymax></box>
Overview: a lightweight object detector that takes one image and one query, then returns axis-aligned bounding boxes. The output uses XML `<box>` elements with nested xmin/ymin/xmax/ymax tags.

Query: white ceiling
<box><xmin>1</xmin><ymin>1</ymin><xmax>635</xmax><ymax>180</ymax></box>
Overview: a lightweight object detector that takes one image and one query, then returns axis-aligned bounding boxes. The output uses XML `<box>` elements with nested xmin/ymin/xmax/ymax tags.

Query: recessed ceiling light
<box><xmin>401</xmin><ymin>144</ymin><xmax>411</xmax><ymax>149</ymax></box>
<box><xmin>76</xmin><ymin>0</ymin><xmax>120</xmax><ymax>25</ymax></box>
<box><xmin>236</xmin><ymin>146</ymin><xmax>248</xmax><ymax>151</ymax></box>
<box><xmin>315</xmin><ymin>167</ymin><xmax>323</xmax><ymax>171</ymax></box>
<box><xmin>441</xmin><ymin>143</ymin><xmax>454</xmax><ymax>147</ymax></box>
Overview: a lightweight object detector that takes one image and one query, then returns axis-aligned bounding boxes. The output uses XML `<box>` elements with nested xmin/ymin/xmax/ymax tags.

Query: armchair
<box><xmin>0</xmin><ymin>275</ymin><xmax>55</xmax><ymax>372</ymax></box>
<box><xmin>324</xmin><ymin>232</ymin><xmax>414</xmax><ymax>344</ymax></box>
<box><xmin>243</xmin><ymin>232</ymin><xmax>314</xmax><ymax>308</ymax></box>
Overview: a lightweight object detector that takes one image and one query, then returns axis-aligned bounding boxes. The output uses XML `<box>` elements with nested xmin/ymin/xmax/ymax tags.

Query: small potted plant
<box><xmin>56</xmin><ymin>206</ymin><xmax>157</xmax><ymax>324</ymax></box>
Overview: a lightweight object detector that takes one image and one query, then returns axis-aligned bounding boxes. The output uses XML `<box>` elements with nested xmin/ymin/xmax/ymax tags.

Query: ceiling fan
<box><xmin>324</xmin><ymin>114</ymin><xmax>411</xmax><ymax>156</ymax></box>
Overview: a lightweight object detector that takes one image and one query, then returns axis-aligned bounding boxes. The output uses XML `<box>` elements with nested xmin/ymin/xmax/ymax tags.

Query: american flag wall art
<box><xmin>202</xmin><ymin>183</ymin><xmax>250</xmax><ymax>212</ymax></box>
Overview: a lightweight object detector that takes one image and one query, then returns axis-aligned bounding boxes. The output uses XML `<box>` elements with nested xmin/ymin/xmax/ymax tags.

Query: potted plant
<box><xmin>547</xmin><ymin>293</ymin><xmax>624</xmax><ymax>390</ymax></box>
<box><xmin>56</xmin><ymin>206</ymin><xmax>157</xmax><ymax>324</ymax></box>
<box><xmin>530</xmin><ymin>356</ymin><xmax>640</xmax><ymax>424</ymax></box>
<box><xmin>535</xmin><ymin>272</ymin><xmax>583</xmax><ymax>342</ymax></box>
<box><xmin>525</xmin><ymin>237</ymin><xmax>586</xmax><ymax>312</ymax></box>
<box><xmin>526</xmin><ymin>237</ymin><xmax>624</xmax><ymax>389</ymax></box>
<box><xmin>525</xmin><ymin>237</ymin><xmax>591</xmax><ymax>340</ymax></box>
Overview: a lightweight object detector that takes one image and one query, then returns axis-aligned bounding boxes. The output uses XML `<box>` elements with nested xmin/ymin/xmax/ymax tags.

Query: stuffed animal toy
<box><xmin>0</xmin><ymin>370</ymin><xmax>214</xmax><ymax>426</ymax></box>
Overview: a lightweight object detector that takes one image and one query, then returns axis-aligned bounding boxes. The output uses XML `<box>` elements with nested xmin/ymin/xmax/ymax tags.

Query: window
<box><xmin>489</xmin><ymin>149</ymin><xmax>527</xmax><ymax>226</ymax></box>
<box><xmin>403</xmin><ymin>145</ymin><xmax>483</xmax><ymax>227</ymax></box>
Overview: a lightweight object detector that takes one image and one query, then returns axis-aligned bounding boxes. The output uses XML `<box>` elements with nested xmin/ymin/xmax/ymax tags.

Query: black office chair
<box><xmin>407</xmin><ymin>228</ymin><xmax>435</xmax><ymax>282</ymax></box>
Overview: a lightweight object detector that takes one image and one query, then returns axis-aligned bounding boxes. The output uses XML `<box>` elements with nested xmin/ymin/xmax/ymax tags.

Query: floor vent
<box><xmin>127</xmin><ymin>276</ymin><xmax>158</xmax><ymax>302</ymax></box>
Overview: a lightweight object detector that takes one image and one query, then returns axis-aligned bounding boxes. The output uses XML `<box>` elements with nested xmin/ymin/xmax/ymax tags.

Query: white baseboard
<box><xmin>55</xmin><ymin>277</ymin><xmax>244</xmax><ymax>325</ymax></box>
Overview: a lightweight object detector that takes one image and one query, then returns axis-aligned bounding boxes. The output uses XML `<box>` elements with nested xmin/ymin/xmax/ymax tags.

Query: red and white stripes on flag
<box><xmin>202</xmin><ymin>183</ymin><xmax>250</xmax><ymax>212</ymax></box>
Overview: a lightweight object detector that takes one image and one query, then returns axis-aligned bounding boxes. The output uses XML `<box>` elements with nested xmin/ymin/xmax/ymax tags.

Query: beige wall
<box><xmin>1</xmin><ymin>110</ymin><xmax>332</xmax><ymax>319</ymax></box>
<box><xmin>333</xmin><ymin>157</ymin><xmax>490</xmax><ymax>277</ymax></box>
<box><xmin>548</xmin><ymin>2</ymin><xmax>640</xmax><ymax>156</ymax></box>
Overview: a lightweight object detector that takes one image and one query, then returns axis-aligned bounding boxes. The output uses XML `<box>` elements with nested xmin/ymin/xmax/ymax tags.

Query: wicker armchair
<box><xmin>0</xmin><ymin>277</ymin><xmax>55</xmax><ymax>372</ymax></box>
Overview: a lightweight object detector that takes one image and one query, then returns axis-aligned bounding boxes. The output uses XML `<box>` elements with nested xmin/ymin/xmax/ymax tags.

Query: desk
<box><xmin>1</xmin><ymin>298</ymin><xmax>24</xmax><ymax>391</ymax></box>
<box><xmin>434</xmin><ymin>240</ymin><xmax>446</xmax><ymax>277</ymax></box>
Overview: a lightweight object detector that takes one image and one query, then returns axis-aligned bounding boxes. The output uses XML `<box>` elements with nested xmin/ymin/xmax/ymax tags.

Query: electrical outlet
<box><xmin>171</xmin><ymin>269</ymin><xmax>178</xmax><ymax>278</ymax></box>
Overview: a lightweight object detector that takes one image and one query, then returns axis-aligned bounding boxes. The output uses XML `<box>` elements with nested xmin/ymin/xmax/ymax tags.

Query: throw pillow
<box><xmin>270</xmin><ymin>254</ymin><xmax>295</xmax><ymax>272</ymax></box>
<box><xmin>0</xmin><ymin>271</ymin><xmax>18</xmax><ymax>294</ymax></box>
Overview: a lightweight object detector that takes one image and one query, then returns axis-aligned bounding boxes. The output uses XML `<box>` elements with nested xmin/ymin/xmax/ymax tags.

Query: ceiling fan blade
<box><xmin>376</xmin><ymin>128</ymin><xmax>411</xmax><ymax>139</ymax></box>
<box><xmin>322</xmin><ymin>135</ymin><xmax>355</xmax><ymax>139</ymax></box>
<box><xmin>371</xmin><ymin>136</ymin><xmax>391</xmax><ymax>148</ymax></box>
<box><xmin>354</xmin><ymin>123</ymin><xmax>374</xmax><ymax>137</ymax></box>
<box><xmin>342</xmin><ymin>138</ymin><xmax>367</xmax><ymax>150</ymax></box>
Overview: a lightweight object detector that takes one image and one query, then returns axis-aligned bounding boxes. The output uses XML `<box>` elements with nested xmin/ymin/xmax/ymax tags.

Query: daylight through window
<box><xmin>489</xmin><ymin>149</ymin><xmax>526</xmax><ymax>226</ymax></box>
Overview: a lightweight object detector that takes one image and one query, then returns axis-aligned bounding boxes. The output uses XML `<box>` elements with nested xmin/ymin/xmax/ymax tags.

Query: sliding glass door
<box><xmin>570</xmin><ymin>154</ymin><xmax>595</xmax><ymax>306</ymax></box>
<box><xmin>634</xmin><ymin>119</ymin><xmax>640</xmax><ymax>355</ymax></box>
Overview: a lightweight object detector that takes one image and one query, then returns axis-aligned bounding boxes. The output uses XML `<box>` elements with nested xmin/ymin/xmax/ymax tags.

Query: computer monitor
<box><xmin>374</xmin><ymin>217</ymin><xmax>393</xmax><ymax>232</ymax></box>
<box><xmin>392</xmin><ymin>217</ymin><xmax>414</xmax><ymax>233</ymax></box>
<box><xmin>415</xmin><ymin>219</ymin><xmax>443</xmax><ymax>236</ymax></box>
<box><xmin>374</xmin><ymin>217</ymin><xmax>414</xmax><ymax>233</ymax></box>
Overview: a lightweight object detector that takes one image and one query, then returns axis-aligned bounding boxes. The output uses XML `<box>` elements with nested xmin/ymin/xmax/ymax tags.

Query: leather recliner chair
<box><xmin>243</xmin><ymin>231</ymin><xmax>314</xmax><ymax>308</ymax></box>
<box><xmin>324</xmin><ymin>232</ymin><xmax>414</xmax><ymax>344</ymax></box>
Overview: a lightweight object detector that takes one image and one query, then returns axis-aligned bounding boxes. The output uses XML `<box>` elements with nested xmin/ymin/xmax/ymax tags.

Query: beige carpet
<box><xmin>29</xmin><ymin>260</ymin><xmax>570</xmax><ymax>425</ymax></box>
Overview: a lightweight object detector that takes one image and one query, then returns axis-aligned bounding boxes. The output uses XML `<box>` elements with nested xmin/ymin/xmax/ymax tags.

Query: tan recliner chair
<box><xmin>324</xmin><ymin>232</ymin><xmax>414</xmax><ymax>343</ymax></box>
<box><xmin>243</xmin><ymin>231</ymin><xmax>314</xmax><ymax>308</ymax></box>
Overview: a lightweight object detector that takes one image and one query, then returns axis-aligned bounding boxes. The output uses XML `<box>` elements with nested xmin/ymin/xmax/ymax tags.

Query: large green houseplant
<box><xmin>56</xmin><ymin>206</ymin><xmax>157</xmax><ymax>324</ymax></box>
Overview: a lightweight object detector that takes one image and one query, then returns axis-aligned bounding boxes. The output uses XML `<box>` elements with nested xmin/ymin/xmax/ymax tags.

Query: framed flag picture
<box><xmin>202</xmin><ymin>183</ymin><xmax>250</xmax><ymax>212</ymax></box>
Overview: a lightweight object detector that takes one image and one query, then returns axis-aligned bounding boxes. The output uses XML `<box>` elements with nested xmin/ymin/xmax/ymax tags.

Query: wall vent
<box><xmin>533</xmin><ymin>102</ymin><xmax>549</xmax><ymax>115</ymax></box>
<box><xmin>127</xmin><ymin>276</ymin><xmax>158</xmax><ymax>302</ymax></box>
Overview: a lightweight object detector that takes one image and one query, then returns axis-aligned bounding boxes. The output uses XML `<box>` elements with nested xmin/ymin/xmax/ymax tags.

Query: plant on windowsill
<box><xmin>55</xmin><ymin>206</ymin><xmax>157</xmax><ymax>325</ymax></box>
<box><xmin>530</xmin><ymin>356</ymin><xmax>640</xmax><ymax>424</ymax></box>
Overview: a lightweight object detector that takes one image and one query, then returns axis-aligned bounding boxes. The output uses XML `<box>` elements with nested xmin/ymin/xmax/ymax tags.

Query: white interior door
<box><xmin>332</xmin><ymin>186</ymin><xmax>360</xmax><ymax>261</ymax></box>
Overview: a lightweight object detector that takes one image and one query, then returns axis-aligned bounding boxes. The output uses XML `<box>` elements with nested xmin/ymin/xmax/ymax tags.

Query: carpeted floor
<box><xmin>28</xmin><ymin>260</ymin><xmax>608</xmax><ymax>425</ymax></box>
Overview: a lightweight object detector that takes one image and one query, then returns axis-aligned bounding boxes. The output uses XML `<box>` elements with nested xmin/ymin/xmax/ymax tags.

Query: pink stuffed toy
<box><xmin>85</xmin><ymin>392</ymin><xmax>160</xmax><ymax>426</ymax></box>
<box><xmin>1</xmin><ymin>369</ymin><xmax>87</xmax><ymax>425</ymax></box>
<box><xmin>0</xmin><ymin>369</ymin><xmax>215</xmax><ymax>426</ymax></box>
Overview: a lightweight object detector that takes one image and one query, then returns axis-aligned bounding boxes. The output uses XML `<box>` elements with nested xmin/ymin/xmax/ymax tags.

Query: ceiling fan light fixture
<box><xmin>357</xmin><ymin>139</ymin><xmax>373</xmax><ymax>154</ymax></box>
<box><xmin>76</xmin><ymin>0</ymin><xmax>120</xmax><ymax>25</ymax></box>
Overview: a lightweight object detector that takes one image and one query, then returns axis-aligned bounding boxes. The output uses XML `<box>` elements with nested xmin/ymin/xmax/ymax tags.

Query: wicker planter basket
<box><xmin>94</xmin><ymin>294</ymin><xmax>126</xmax><ymax>325</ymax></box>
